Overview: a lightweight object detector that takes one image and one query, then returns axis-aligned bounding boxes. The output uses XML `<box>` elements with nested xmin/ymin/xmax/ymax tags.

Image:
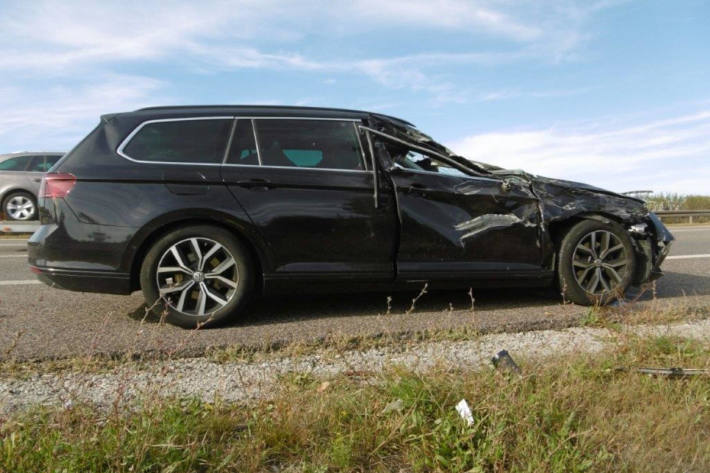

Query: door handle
<box><xmin>235</xmin><ymin>178</ymin><xmax>272</xmax><ymax>189</ymax></box>
<box><xmin>406</xmin><ymin>183</ymin><xmax>427</xmax><ymax>193</ymax></box>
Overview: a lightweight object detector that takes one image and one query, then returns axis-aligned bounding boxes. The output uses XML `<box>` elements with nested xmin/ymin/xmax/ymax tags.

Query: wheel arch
<box><xmin>127</xmin><ymin>211</ymin><xmax>267</xmax><ymax>294</ymax></box>
<box><xmin>547</xmin><ymin>211</ymin><xmax>628</xmax><ymax>250</ymax></box>
<box><xmin>1</xmin><ymin>187</ymin><xmax>37</xmax><ymax>204</ymax></box>
<box><xmin>1</xmin><ymin>188</ymin><xmax>38</xmax><ymax>219</ymax></box>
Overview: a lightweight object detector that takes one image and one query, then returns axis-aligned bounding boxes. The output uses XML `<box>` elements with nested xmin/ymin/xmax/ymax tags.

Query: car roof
<box><xmin>102</xmin><ymin>105</ymin><xmax>415</xmax><ymax>128</ymax></box>
<box><xmin>0</xmin><ymin>152</ymin><xmax>64</xmax><ymax>160</ymax></box>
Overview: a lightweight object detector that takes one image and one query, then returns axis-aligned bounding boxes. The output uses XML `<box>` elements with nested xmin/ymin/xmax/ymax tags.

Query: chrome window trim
<box><xmin>365</xmin><ymin>130</ymin><xmax>379</xmax><ymax>208</ymax></box>
<box><xmin>250</xmin><ymin>119</ymin><xmax>264</xmax><ymax>166</ymax></box>
<box><xmin>353</xmin><ymin>122</ymin><xmax>368</xmax><ymax>171</ymax></box>
<box><xmin>117</xmin><ymin>115</ymin><xmax>368</xmax><ymax>171</ymax></box>
<box><xmin>116</xmin><ymin>116</ymin><xmax>233</xmax><ymax>165</ymax></box>
<box><xmin>221</xmin><ymin>162</ymin><xmax>371</xmax><ymax>174</ymax></box>
<box><xmin>221</xmin><ymin>119</ymin><xmax>238</xmax><ymax>165</ymax></box>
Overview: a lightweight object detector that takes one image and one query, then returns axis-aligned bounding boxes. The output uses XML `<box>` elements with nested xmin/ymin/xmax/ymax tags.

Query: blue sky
<box><xmin>1</xmin><ymin>0</ymin><xmax>708</xmax><ymax>193</ymax></box>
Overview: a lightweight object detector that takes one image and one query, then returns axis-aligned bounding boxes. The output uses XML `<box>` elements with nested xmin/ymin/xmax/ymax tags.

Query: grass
<box><xmin>2</xmin><ymin>333</ymin><xmax>709</xmax><ymax>472</ymax></box>
<box><xmin>1</xmin><ymin>294</ymin><xmax>707</xmax><ymax>379</ymax></box>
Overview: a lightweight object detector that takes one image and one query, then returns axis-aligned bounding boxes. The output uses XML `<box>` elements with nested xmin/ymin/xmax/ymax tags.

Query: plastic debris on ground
<box><xmin>455</xmin><ymin>399</ymin><xmax>474</xmax><ymax>426</ymax></box>
<box><xmin>491</xmin><ymin>349</ymin><xmax>522</xmax><ymax>375</ymax></box>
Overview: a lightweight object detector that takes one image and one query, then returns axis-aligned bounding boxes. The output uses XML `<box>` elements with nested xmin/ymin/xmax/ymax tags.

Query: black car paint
<box><xmin>28</xmin><ymin>105</ymin><xmax>673</xmax><ymax>296</ymax></box>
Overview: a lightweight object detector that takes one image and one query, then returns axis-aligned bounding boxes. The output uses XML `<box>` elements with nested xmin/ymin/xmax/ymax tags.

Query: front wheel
<box><xmin>558</xmin><ymin>219</ymin><xmax>636</xmax><ymax>305</ymax></box>
<box><xmin>140</xmin><ymin>225</ymin><xmax>254</xmax><ymax>328</ymax></box>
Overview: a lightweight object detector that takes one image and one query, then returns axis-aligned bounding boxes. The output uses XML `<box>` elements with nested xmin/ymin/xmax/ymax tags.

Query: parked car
<box><xmin>28</xmin><ymin>106</ymin><xmax>673</xmax><ymax>327</ymax></box>
<box><xmin>0</xmin><ymin>152</ymin><xmax>64</xmax><ymax>220</ymax></box>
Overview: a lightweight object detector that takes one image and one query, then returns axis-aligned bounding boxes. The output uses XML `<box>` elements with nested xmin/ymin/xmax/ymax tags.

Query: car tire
<box><xmin>558</xmin><ymin>219</ymin><xmax>636</xmax><ymax>305</ymax></box>
<box><xmin>3</xmin><ymin>191</ymin><xmax>37</xmax><ymax>221</ymax></box>
<box><xmin>140</xmin><ymin>225</ymin><xmax>254</xmax><ymax>328</ymax></box>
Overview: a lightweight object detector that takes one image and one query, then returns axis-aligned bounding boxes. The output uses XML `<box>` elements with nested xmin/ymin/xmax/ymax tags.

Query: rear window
<box><xmin>121</xmin><ymin>119</ymin><xmax>232</xmax><ymax>164</ymax></box>
<box><xmin>254</xmin><ymin>119</ymin><xmax>364</xmax><ymax>170</ymax></box>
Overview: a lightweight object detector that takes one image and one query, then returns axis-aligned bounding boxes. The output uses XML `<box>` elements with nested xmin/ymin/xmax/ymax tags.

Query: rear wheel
<box><xmin>140</xmin><ymin>225</ymin><xmax>254</xmax><ymax>328</ymax></box>
<box><xmin>3</xmin><ymin>191</ymin><xmax>36</xmax><ymax>221</ymax></box>
<box><xmin>558</xmin><ymin>219</ymin><xmax>636</xmax><ymax>305</ymax></box>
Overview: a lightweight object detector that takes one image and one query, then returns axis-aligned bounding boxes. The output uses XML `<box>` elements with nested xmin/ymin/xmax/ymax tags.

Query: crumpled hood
<box><xmin>528</xmin><ymin>174</ymin><xmax>648</xmax><ymax>223</ymax></box>
<box><xmin>491</xmin><ymin>168</ymin><xmax>644</xmax><ymax>205</ymax></box>
<box><xmin>531</xmin><ymin>175</ymin><xmax>644</xmax><ymax>203</ymax></box>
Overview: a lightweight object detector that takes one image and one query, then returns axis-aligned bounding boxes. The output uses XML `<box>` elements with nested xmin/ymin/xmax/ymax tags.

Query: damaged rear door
<box><xmin>376</xmin><ymin>136</ymin><xmax>544</xmax><ymax>282</ymax></box>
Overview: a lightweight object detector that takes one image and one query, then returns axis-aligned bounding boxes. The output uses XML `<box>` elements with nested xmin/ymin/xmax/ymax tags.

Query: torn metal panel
<box><xmin>455</xmin><ymin>214</ymin><xmax>534</xmax><ymax>242</ymax></box>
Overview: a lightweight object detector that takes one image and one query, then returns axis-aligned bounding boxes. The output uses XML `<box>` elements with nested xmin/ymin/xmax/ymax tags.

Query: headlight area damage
<box><xmin>527</xmin><ymin>176</ymin><xmax>674</xmax><ymax>286</ymax></box>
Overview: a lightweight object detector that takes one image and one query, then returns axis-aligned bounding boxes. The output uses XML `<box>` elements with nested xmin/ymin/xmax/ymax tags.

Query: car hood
<box><xmin>491</xmin><ymin>167</ymin><xmax>641</xmax><ymax>202</ymax></box>
<box><xmin>488</xmin><ymin>168</ymin><xmax>648</xmax><ymax>223</ymax></box>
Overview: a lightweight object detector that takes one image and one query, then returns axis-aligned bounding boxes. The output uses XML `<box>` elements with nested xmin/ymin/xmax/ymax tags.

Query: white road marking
<box><xmin>0</xmin><ymin>255</ymin><xmax>26</xmax><ymax>258</ymax></box>
<box><xmin>0</xmin><ymin>280</ymin><xmax>41</xmax><ymax>286</ymax></box>
<box><xmin>667</xmin><ymin>225</ymin><xmax>710</xmax><ymax>232</ymax></box>
<box><xmin>666</xmin><ymin>254</ymin><xmax>710</xmax><ymax>260</ymax></box>
<box><xmin>0</xmin><ymin>243</ymin><xmax>27</xmax><ymax>246</ymax></box>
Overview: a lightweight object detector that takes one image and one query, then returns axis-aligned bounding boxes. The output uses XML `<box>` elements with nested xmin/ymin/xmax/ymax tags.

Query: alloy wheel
<box><xmin>156</xmin><ymin>237</ymin><xmax>239</xmax><ymax>316</ymax></box>
<box><xmin>572</xmin><ymin>230</ymin><xmax>629</xmax><ymax>295</ymax></box>
<box><xmin>6</xmin><ymin>195</ymin><xmax>35</xmax><ymax>220</ymax></box>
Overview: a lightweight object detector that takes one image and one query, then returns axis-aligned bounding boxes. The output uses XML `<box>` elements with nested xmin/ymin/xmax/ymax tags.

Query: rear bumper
<box><xmin>30</xmin><ymin>265</ymin><xmax>132</xmax><ymax>295</ymax></box>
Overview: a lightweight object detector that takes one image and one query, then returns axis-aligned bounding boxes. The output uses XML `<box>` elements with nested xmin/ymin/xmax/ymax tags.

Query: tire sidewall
<box><xmin>3</xmin><ymin>191</ymin><xmax>37</xmax><ymax>221</ymax></box>
<box><xmin>558</xmin><ymin>219</ymin><xmax>636</xmax><ymax>305</ymax></box>
<box><xmin>140</xmin><ymin>225</ymin><xmax>254</xmax><ymax>328</ymax></box>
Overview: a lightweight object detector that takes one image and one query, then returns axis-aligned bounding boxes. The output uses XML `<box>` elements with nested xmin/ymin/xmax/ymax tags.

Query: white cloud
<box><xmin>342</xmin><ymin>0</ymin><xmax>542</xmax><ymax>41</ymax></box>
<box><xmin>449</xmin><ymin>110</ymin><xmax>710</xmax><ymax>194</ymax></box>
<box><xmin>0</xmin><ymin>0</ymin><xmax>623</xmax><ymax>111</ymax></box>
<box><xmin>0</xmin><ymin>74</ymin><xmax>167</xmax><ymax>151</ymax></box>
<box><xmin>0</xmin><ymin>0</ymin><xmax>610</xmax><ymax>73</ymax></box>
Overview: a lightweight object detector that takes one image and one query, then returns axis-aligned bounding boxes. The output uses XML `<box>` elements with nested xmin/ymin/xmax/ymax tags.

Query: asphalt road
<box><xmin>0</xmin><ymin>226</ymin><xmax>708</xmax><ymax>361</ymax></box>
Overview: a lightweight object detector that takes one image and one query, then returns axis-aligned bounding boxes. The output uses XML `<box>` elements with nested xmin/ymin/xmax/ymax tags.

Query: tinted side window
<box><xmin>28</xmin><ymin>155</ymin><xmax>50</xmax><ymax>172</ymax></box>
<box><xmin>122</xmin><ymin>119</ymin><xmax>232</xmax><ymax>163</ymax></box>
<box><xmin>226</xmin><ymin>119</ymin><xmax>258</xmax><ymax>165</ymax></box>
<box><xmin>45</xmin><ymin>155</ymin><xmax>62</xmax><ymax>167</ymax></box>
<box><xmin>254</xmin><ymin>119</ymin><xmax>364</xmax><ymax>170</ymax></box>
<box><xmin>0</xmin><ymin>156</ymin><xmax>31</xmax><ymax>171</ymax></box>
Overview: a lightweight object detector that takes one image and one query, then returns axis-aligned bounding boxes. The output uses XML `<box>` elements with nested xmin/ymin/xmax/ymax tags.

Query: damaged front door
<box><xmin>380</xmin><ymin>140</ymin><xmax>544</xmax><ymax>282</ymax></box>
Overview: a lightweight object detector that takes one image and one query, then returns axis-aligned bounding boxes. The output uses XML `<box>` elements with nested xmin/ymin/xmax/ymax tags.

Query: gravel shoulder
<box><xmin>2</xmin><ymin>318</ymin><xmax>709</xmax><ymax>415</ymax></box>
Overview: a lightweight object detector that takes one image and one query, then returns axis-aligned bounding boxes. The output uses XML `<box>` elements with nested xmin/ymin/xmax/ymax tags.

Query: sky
<box><xmin>0</xmin><ymin>0</ymin><xmax>708</xmax><ymax>194</ymax></box>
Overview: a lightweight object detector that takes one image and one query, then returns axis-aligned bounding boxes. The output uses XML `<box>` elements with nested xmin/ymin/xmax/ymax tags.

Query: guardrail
<box><xmin>0</xmin><ymin>220</ymin><xmax>40</xmax><ymax>234</ymax></box>
<box><xmin>655</xmin><ymin>210</ymin><xmax>710</xmax><ymax>224</ymax></box>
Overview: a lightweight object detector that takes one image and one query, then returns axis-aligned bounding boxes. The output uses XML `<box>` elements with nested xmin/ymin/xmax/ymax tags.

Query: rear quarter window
<box><xmin>121</xmin><ymin>119</ymin><xmax>232</xmax><ymax>164</ymax></box>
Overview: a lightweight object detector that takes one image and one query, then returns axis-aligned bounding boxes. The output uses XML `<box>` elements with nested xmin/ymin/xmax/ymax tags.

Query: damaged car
<box><xmin>28</xmin><ymin>106</ymin><xmax>673</xmax><ymax>327</ymax></box>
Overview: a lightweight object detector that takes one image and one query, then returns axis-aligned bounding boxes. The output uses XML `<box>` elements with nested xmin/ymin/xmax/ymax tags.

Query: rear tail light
<box><xmin>39</xmin><ymin>173</ymin><xmax>76</xmax><ymax>198</ymax></box>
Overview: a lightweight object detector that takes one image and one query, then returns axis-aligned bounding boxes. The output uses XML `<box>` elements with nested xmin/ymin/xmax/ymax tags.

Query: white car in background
<box><xmin>0</xmin><ymin>152</ymin><xmax>64</xmax><ymax>220</ymax></box>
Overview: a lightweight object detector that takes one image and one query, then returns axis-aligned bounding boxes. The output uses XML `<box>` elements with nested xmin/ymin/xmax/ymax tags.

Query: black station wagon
<box><xmin>28</xmin><ymin>106</ymin><xmax>673</xmax><ymax>327</ymax></box>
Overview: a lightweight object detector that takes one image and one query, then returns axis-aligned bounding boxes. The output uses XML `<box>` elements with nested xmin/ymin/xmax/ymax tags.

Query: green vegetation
<box><xmin>646</xmin><ymin>193</ymin><xmax>710</xmax><ymax>211</ymax></box>
<box><xmin>2</xmin><ymin>334</ymin><xmax>709</xmax><ymax>472</ymax></box>
<box><xmin>645</xmin><ymin>193</ymin><xmax>710</xmax><ymax>223</ymax></box>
